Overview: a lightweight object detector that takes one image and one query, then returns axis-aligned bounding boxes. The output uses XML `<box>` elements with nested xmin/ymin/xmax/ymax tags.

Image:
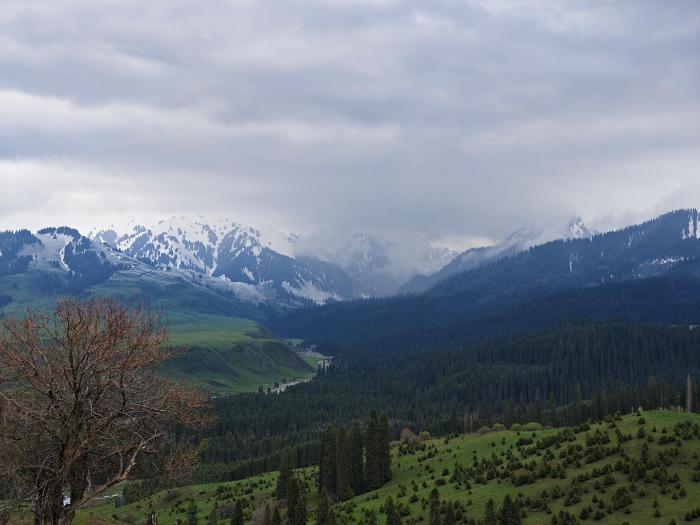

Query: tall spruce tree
<box><xmin>348</xmin><ymin>422</ymin><xmax>365</xmax><ymax>494</ymax></box>
<box><xmin>276</xmin><ymin>448</ymin><xmax>295</xmax><ymax>500</ymax></box>
<box><xmin>317</xmin><ymin>429</ymin><xmax>326</xmax><ymax>492</ymax></box>
<box><xmin>483</xmin><ymin>499</ymin><xmax>497</xmax><ymax>525</ymax></box>
<box><xmin>335</xmin><ymin>428</ymin><xmax>353</xmax><ymax>501</ymax></box>
<box><xmin>315</xmin><ymin>488</ymin><xmax>331</xmax><ymax>525</ymax></box>
<box><xmin>379</xmin><ymin>413</ymin><xmax>392</xmax><ymax>483</ymax></box>
<box><xmin>429</xmin><ymin>489</ymin><xmax>440</xmax><ymax>525</ymax></box>
<box><xmin>230</xmin><ymin>501</ymin><xmax>243</xmax><ymax>525</ymax></box>
<box><xmin>498</xmin><ymin>494</ymin><xmax>521</xmax><ymax>525</ymax></box>
<box><xmin>286</xmin><ymin>477</ymin><xmax>307</xmax><ymax>525</ymax></box>
<box><xmin>365</xmin><ymin>412</ymin><xmax>381</xmax><ymax>489</ymax></box>
<box><xmin>443</xmin><ymin>502</ymin><xmax>456</xmax><ymax>525</ymax></box>
<box><xmin>384</xmin><ymin>497</ymin><xmax>402</xmax><ymax>525</ymax></box>
<box><xmin>321</xmin><ymin>427</ymin><xmax>338</xmax><ymax>495</ymax></box>
<box><xmin>187</xmin><ymin>500</ymin><xmax>199</xmax><ymax>525</ymax></box>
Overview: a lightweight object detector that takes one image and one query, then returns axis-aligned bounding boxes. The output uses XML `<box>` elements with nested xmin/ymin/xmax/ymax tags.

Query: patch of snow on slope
<box><xmin>31</xmin><ymin>233</ymin><xmax>76</xmax><ymax>272</ymax></box>
<box><xmin>684</xmin><ymin>213</ymin><xmax>699</xmax><ymax>240</ymax></box>
<box><xmin>282</xmin><ymin>279</ymin><xmax>340</xmax><ymax>304</ymax></box>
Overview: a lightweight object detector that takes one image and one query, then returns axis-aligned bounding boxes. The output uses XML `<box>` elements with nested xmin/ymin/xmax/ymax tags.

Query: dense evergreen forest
<box><xmin>273</xmin><ymin>269</ymin><xmax>700</xmax><ymax>358</ymax></box>
<box><xmin>195</xmin><ymin>323</ymin><xmax>700</xmax><ymax>485</ymax></box>
<box><xmin>273</xmin><ymin>211</ymin><xmax>700</xmax><ymax>355</ymax></box>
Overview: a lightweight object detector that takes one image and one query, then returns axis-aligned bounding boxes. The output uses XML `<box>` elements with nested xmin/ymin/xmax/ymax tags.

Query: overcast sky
<box><xmin>1</xmin><ymin>0</ymin><xmax>699</xmax><ymax>249</ymax></box>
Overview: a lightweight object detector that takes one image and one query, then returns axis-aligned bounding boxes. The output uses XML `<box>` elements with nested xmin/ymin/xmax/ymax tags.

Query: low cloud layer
<box><xmin>1</xmin><ymin>0</ymin><xmax>699</xmax><ymax>248</ymax></box>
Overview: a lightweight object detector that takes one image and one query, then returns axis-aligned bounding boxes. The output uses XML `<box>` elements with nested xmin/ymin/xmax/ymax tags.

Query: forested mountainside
<box><xmin>193</xmin><ymin>323</ymin><xmax>700</xmax><ymax>483</ymax></box>
<box><xmin>399</xmin><ymin>217</ymin><xmax>596</xmax><ymax>294</ymax></box>
<box><xmin>274</xmin><ymin>210</ymin><xmax>700</xmax><ymax>352</ymax></box>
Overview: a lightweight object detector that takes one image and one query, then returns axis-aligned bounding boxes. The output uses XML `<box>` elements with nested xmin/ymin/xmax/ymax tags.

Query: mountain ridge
<box><xmin>399</xmin><ymin>216</ymin><xmax>598</xmax><ymax>294</ymax></box>
<box><xmin>274</xmin><ymin>209</ymin><xmax>700</xmax><ymax>351</ymax></box>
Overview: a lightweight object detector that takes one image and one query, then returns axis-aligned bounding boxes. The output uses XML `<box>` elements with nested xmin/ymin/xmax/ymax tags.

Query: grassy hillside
<box><xmin>0</xmin><ymin>269</ymin><xmax>314</xmax><ymax>394</ymax></box>
<box><xmin>162</xmin><ymin>313</ymin><xmax>315</xmax><ymax>393</ymax></box>
<box><xmin>77</xmin><ymin>411</ymin><xmax>700</xmax><ymax>524</ymax></box>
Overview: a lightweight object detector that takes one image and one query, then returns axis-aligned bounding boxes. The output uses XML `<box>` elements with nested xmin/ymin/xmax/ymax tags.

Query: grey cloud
<box><xmin>0</xmin><ymin>0</ymin><xmax>698</xmax><ymax>248</ymax></box>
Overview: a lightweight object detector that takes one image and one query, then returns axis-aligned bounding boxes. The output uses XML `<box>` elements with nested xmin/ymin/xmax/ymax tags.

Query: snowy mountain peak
<box><xmin>566</xmin><ymin>217</ymin><xmax>597</xmax><ymax>240</ymax></box>
<box><xmin>87</xmin><ymin>216</ymin><xmax>356</xmax><ymax>304</ymax></box>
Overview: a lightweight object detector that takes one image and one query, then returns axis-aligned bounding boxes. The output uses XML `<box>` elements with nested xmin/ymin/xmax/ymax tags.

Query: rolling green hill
<box><xmin>77</xmin><ymin>411</ymin><xmax>700</xmax><ymax>525</ymax></box>
<box><xmin>162</xmin><ymin>313</ymin><xmax>315</xmax><ymax>393</ymax></box>
<box><xmin>0</xmin><ymin>268</ymin><xmax>314</xmax><ymax>394</ymax></box>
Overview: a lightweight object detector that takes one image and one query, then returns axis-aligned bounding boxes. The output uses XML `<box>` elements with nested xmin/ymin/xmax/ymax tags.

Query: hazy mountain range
<box><xmin>275</xmin><ymin>209</ymin><xmax>700</xmax><ymax>350</ymax></box>
<box><xmin>2</xmin><ymin>211</ymin><xmax>696</xmax><ymax>321</ymax></box>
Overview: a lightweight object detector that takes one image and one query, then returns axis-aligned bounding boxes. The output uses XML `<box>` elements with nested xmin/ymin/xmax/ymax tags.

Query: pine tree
<box><xmin>317</xmin><ymin>430</ymin><xmax>326</xmax><ymax>492</ymax></box>
<box><xmin>316</xmin><ymin>488</ymin><xmax>331</xmax><ymax>525</ymax></box>
<box><xmin>286</xmin><ymin>477</ymin><xmax>307</xmax><ymax>525</ymax></box>
<box><xmin>187</xmin><ymin>500</ymin><xmax>199</xmax><ymax>525</ymax></box>
<box><xmin>365</xmin><ymin>511</ymin><xmax>377</xmax><ymax>525</ymax></box>
<box><xmin>348</xmin><ymin>422</ymin><xmax>365</xmax><ymax>494</ymax></box>
<box><xmin>384</xmin><ymin>496</ymin><xmax>402</xmax><ymax>525</ymax></box>
<box><xmin>483</xmin><ymin>499</ymin><xmax>497</xmax><ymax>525</ymax></box>
<box><xmin>379</xmin><ymin>413</ymin><xmax>392</xmax><ymax>484</ymax></box>
<box><xmin>296</xmin><ymin>483</ymin><xmax>307</xmax><ymax>525</ymax></box>
<box><xmin>325</xmin><ymin>511</ymin><xmax>336</xmax><ymax>525</ymax></box>
<box><xmin>429</xmin><ymin>489</ymin><xmax>440</xmax><ymax>525</ymax></box>
<box><xmin>443</xmin><ymin>502</ymin><xmax>456</xmax><ymax>525</ymax></box>
<box><xmin>287</xmin><ymin>478</ymin><xmax>300</xmax><ymax>525</ymax></box>
<box><xmin>498</xmin><ymin>494</ymin><xmax>521</xmax><ymax>525</ymax></box>
<box><xmin>276</xmin><ymin>448</ymin><xmax>295</xmax><ymax>500</ymax></box>
<box><xmin>230</xmin><ymin>500</ymin><xmax>243</xmax><ymax>525</ymax></box>
<box><xmin>365</xmin><ymin>412</ymin><xmax>380</xmax><ymax>489</ymax></box>
<box><xmin>321</xmin><ymin>427</ymin><xmax>338</xmax><ymax>494</ymax></box>
<box><xmin>335</xmin><ymin>428</ymin><xmax>353</xmax><ymax>500</ymax></box>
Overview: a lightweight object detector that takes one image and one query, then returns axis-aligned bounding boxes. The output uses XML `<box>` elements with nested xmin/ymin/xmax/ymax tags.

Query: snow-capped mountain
<box><xmin>0</xmin><ymin>225</ymin><xmax>281</xmax><ymax>315</ymax></box>
<box><xmin>92</xmin><ymin>216</ymin><xmax>359</xmax><ymax>304</ymax></box>
<box><xmin>2</xmin><ymin>210</ymin><xmax>699</xmax><ymax>317</ymax></box>
<box><xmin>564</xmin><ymin>216</ymin><xmax>598</xmax><ymax>240</ymax></box>
<box><xmin>400</xmin><ymin>217</ymin><xmax>598</xmax><ymax>294</ymax></box>
<box><xmin>428</xmin><ymin>209</ymin><xmax>700</xmax><ymax>297</ymax></box>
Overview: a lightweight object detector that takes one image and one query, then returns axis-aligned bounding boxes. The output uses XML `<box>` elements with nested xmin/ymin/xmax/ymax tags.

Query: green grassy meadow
<box><xmin>160</xmin><ymin>313</ymin><xmax>315</xmax><ymax>394</ymax></box>
<box><xmin>0</xmin><ymin>270</ymin><xmax>316</xmax><ymax>394</ymax></box>
<box><xmin>77</xmin><ymin>411</ymin><xmax>700</xmax><ymax>525</ymax></box>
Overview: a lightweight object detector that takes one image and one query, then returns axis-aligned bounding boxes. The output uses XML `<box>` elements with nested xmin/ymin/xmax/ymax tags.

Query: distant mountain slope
<box><xmin>94</xmin><ymin>217</ymin><xmax>360</xmax><ymax>304</ymax></box>
<box><xmin>0</xmin><ymin>226</ymin><xmax>264</xmax><ymax>316</ymax></box>
<box><xmin>0</xmin><ymin>227</ymin><xmax>313</xmax><ymax>393</ymax></box>
<box><xmin>274</xmin><ymin>210</ymin><xmax>700</xmax><ymax>353</ymax></box>
<box><xmin>399</xmin><ymin>217</ymin><xmax>597</xmax><ymax>294</ymax></box>
<box><xmin>430</xmin><ymin>209</ymin><xmax>698</xmax><ymax>298</ymax></box>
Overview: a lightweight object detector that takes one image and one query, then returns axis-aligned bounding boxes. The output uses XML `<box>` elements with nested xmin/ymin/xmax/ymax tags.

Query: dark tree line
<box><xmin>318</xmin><ymin>412</ymin><xmax>391</xmax><ymax>502</ymax></box>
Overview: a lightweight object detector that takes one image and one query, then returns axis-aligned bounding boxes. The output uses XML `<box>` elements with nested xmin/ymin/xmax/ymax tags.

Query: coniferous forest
<box><xmin>187</xmin><ymin>323</ymin><xmax>700</xmax><ymax>486</ymax></box>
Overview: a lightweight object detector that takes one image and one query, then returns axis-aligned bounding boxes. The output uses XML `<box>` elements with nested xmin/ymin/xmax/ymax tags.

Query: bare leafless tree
<box><xmin>0</xmin><ymin>399</ymin><xmax>35</xmax><ymax>525</ymax></box>
<box><xmin>0</xmin><ymin>298</ymin><xmax>212</xmax><ymax>525</ymax></box>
